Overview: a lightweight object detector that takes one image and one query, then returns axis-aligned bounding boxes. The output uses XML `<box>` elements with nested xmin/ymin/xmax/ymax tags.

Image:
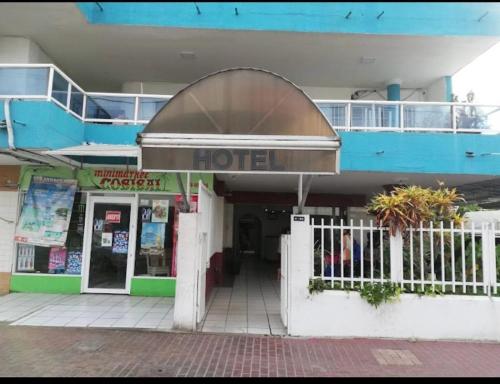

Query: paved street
<box><xmin>1</xmin><ymin>325</ymin><xmax>500</xmax><ymax>377</ymax></box>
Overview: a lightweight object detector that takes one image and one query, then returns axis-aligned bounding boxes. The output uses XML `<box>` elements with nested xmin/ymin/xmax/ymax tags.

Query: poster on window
<box><xmin>66</xmin><ymin>250</ymin><xmax>82</xmax><ymax>275</ymax></box>
<box><xmin>15</xmin><ymin>176</ymin><xmax>77</xmax><ymax>247</ymax></box>
<box><xmin>151</xmin><ymin>200</ymin><xmax>169</xmax><ymax>223</ymax></box>
<box><xmin>17</xmin><ymin>244</ymin><xmax>35</xmax><ymax>272</ymax></box>
<box><xmin>48</xmin><ymin>247</ymin><xmax>67</xmax><ymax>274</ymax></box>
<box><xmin>141</xmin><ymin>223</ymin><xmax>165</xmax><ymax>250</ymax></box>
<box><xmin>112</xmin><ymin>231</ymin><xmax>129</xmax><ymax>254</ymax></box>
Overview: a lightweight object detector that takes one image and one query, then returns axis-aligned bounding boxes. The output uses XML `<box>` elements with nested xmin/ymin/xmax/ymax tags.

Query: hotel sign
<box><xmin>140</xmin><ymin>147</ymin><xmax>339</xmax><ymax>174</ymax></box>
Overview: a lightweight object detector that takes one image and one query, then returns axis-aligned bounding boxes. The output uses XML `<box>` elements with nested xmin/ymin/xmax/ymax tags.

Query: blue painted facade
<box><xmin>3</xmin><ymin>100</ymin><xmax>500</xmax><ymax>176</ymax></box>
<box><xmin>77</xmin><ymin>2</ymin><xmax>500</xmax><ymax>37</ymax></box>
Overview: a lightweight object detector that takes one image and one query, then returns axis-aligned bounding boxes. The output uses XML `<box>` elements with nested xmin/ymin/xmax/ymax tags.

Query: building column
<box><xmin>386</xmin><ymin>79</ymin><xmax>401</xmax><ymax>101</ymax></box>
<box><xmin>444</xmin><ymin>75</ymin><xmax>453</xmax><ymax>102</ymax></box>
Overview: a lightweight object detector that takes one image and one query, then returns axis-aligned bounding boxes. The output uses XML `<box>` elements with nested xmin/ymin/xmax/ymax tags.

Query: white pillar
<box><xmin>482</xmin><ymin>222</ymin><xmax>496</xmax><ymax>296</ymax></box>
<box><xmin>288</xmin><ymin>214</ymin><xmax>311</xmax><ymax>336</ymax></box>
<box><xmin>390</xmin><ymin>230</ymin><xmax>403</xmax><ymax>283</ymax></box>
<box><xmin>173</xmin><ymin>212</ymin><xmax>200</xmax><ymax>331</ymax></box>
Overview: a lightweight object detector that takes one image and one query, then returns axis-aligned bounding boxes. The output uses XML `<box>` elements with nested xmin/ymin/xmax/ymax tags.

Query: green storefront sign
<box><xmin>19</xmin><ymin>166</ymin><xmax>213</xmax><ymax>193</ymax></box>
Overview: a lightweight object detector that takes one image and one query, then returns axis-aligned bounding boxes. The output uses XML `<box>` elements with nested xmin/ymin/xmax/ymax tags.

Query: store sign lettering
<box><xmin>193</xmin><ymin>149</ymin><xmax>285</xmax><ymax>171</ymax></box>
<box><xmin>94</xmin><ymin>170</ymin><xmax>162</xmax><ymax>191</ymax></box>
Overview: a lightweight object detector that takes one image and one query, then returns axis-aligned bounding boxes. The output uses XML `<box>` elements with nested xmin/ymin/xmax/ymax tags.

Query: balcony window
<box><xmin>455</xmin><ymin>105</ymin><xmax>500</xmax><ymax>131</ymax></box>
<box><xmin>51</xmin><ymin>71</ymin><xmax>69</xmax><ymax>106</ymax></box>
<box><xmin>69</xmin><ymin>86</ymin><xmax>84</xmax><ymax>117</ymax></box>
<box><xmin>0</xmin><ymin>67</ymin><xmax>49</xmax><ymax>96</ymax></box>
<box><xmin>139</xmin><ymin>97</ymin><xmax>169</xmax><ymax>121</ymax></box>
<box><xmin>351</xmin><ymin>104</ymin><xmax>399</xmax><ymax>128</ymax></box>
<box><xmin>404</xmin><ymin>105</ymin><xmax>452</xmax><ymax>129</ymax></box>
<box><xmin>318</xmin><ymin>103</ymin><xmax>346</xmax><ymax>127</ymax></box>
<box><xmin>86</xmin><ymin>95</ymin><xmax>135</xmax><ymax>120</ymax></box>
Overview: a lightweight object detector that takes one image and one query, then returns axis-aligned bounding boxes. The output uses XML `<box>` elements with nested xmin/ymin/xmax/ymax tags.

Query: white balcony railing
<box><xmin>1</xmin><ymin>64</ymin><xmax>500</xmax><ymax>134</ymax></box>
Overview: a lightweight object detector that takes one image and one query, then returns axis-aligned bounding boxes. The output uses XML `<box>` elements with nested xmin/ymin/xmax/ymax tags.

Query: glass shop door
<box><xmin>82</xmin><ymin>195</ymin><xmax>137</xmax><ymax>294</ymax></box>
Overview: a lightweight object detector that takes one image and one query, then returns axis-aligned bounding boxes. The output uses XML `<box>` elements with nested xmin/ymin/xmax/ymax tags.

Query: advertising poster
<box><xmin>151</xmin><ymin>200</ymin><xmax>169</xmax><ymax>223</ymax></box>
<box><xmin>66</xmin><ymin>251</ymin><xmax>82</xmax><ymax>275</ymax></box>
<box><xmin>15</xmin><ymin>176</ymin><xmax>77</xmax><ymax>247</ymax></box>
<box><xmin>112</xmin><ymin>231</ymin><xmax>129</xmax><ymax>254</ymax></box>
<box><xmin>16</xmin><ymin>244</ymin><xmax>35</xmax><ymax>272</ymax></box>
<box><xmin>101</xmin><ymin>232</ymin><xmax>112</xmax><ymax>247</ymax></box>
<box><xmin>141</xmin><ymin>223</ymin><xmax>165</xmax><ymax>250</ymax></box>
<box><xmin>48</xmin><ymin>247</ymin><xmax>67</xmax><ymax>273</ymax></box>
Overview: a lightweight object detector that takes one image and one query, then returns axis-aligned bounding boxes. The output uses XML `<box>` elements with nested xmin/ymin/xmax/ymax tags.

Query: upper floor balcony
<box><xmin>2</xmin><ymin>64</ymin><xmax>500</xmax><ymax>135</ymax></box>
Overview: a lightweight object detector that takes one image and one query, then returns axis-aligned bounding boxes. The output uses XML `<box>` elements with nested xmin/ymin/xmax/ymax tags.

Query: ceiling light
<box><xmin>360</xmin><ymin>57</ymin><xmax>376</xmax><ymax>64</ymax></box>
<box><xmin>180</xmin><ymin>51</ymin><xmax>196</xmax><ymax>60</ymax></box>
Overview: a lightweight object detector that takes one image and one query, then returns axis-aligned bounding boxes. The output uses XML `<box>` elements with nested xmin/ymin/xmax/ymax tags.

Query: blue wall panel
<box><xmin>0</xmin><ymin>101</ymin><xmax>84</xmax><ymax>149</ymax></box>
<box><xmin>3</xmin><ymin>100</ymin><xmax>500</xmax><ymax>177</ymax></box>
<box><xmin>340</xmin><ymin>131</ymin><xmax>500</xmax><ymax>176</ymax></box>
<box><xmin>77</xmin><ymin>2</ymin><xmax>500</xmax><ymax>37</ymax></box>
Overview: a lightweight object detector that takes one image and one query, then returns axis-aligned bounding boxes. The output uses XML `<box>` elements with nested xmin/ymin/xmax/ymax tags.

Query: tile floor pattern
<box><xmin>200</xmin><ymin>256</ymin><xmax>285</xmax><ymax>336</ymax></box>
<box><xmin>1</xmin><ymin>293</ymin><xmax>174</xmax><ymax>330</ymax></box>
<box><xmin>0</xmin><ymin>257</ymin><xmax>283</xmax><ymax>334</ymax></box>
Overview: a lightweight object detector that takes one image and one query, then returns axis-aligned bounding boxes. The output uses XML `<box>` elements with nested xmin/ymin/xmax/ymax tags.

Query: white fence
<box><xmin>311</xmin><ymin>219</ymin><xmax>499</xmax><ymax>296</ymax></box>
<box><xmin>2</xmin><ymin>64</ymin><xmax>500</xmax><ymax>133</ymax></box>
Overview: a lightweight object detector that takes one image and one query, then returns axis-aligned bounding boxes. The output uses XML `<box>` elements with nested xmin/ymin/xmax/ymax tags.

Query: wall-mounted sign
<box><xmin>19</xmin><ymin>166</ymin><xmax>214</xmax><ymax>193</ymax></box>
<box><xmin>141</xmin><ymin>147</ymin><xmax>338</xmax><ymax>174</ymax></box>
<box><xmin>105</xmin><ymin>210</ymin><xmax>121</xmax><ymax>223</ymax></box>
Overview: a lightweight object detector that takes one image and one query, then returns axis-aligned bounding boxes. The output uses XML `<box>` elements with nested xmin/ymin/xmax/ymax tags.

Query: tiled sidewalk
<box><xmin>1</xmin><ymin>325</ymin><xmax>500</xmax><ymax>377</ymax></box>
<box><xmin>1</xmin><ymin>293</ymin><xmax>174</xmax><ymax>330</ymax></box>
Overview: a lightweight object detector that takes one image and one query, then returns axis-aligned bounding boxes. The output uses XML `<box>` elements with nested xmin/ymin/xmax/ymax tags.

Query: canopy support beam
<box><xmin>297</xmin><ymin>174</ymin><xmax>314</xmax><ymax>214</ymax></box>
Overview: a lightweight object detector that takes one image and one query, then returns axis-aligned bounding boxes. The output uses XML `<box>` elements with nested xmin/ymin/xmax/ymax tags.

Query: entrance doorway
<box><xmin>82</xmin><ymin>195</ymin><xmax>137</xmax><ymax>294</ymax></box>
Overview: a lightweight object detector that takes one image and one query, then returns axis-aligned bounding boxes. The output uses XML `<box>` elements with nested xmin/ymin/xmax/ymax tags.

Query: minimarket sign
<box><xmin>18</xmin><ymin>166</ymin><xmax>213</xmax><ymax>193</ymax></box>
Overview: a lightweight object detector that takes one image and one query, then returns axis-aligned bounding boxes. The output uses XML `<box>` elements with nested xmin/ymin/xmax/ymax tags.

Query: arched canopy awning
<box><xmin>138</xmin><ymin>68</ymin><xmax>340</xmax><ymax>174</ymax></box>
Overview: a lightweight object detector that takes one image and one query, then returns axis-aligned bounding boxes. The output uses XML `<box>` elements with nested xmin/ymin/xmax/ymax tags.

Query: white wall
<box><xmin>290</xmin><ymin>290</ymin><xmax>500</xmax><ymax>341</ymax></box>
<box><xmin>0</xmin><ymin>191</ymin><xmax>18</xmax><ymax>273</ymax></box>
<box><xmin>0</xmin><ymin>37</ymin><xmax>52</xmax><ymax>63</ymax></box>
<box><xmin>173</xmin><ymin>213</ymin><xmax>200</xmax><ymax>331</ymax></box>
<box><xmin>122</xmin><ymin>80</ymin><xmax>425</xmax><ymax>101</ymax></box>
<box><xmin>425</xmin><ymin>77</ymin><xmax>447</xmax><ymax>102</ymax></box>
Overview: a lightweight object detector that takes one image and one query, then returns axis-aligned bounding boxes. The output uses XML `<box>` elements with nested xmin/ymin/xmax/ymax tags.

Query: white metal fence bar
<box><xmin>310</xmin><ymin>219</ymin><xmax>498</xmax><ymax>297</ymax></box>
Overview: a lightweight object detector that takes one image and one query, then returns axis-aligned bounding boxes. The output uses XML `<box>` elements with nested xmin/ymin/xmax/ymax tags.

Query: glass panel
<box><xmin>134</xmin><ymin>194</ymin><xmax>175</xmax><ymax>277</ymax></box>
<box><xmin>51</xmin><ymin>71</ymin><xmax>68</xmax><ymax>106</ymax></box>
<box><xmin>139</xmin><ymin>97</ymin><xmax>169</xmax><ymax>121</ymax></box>
<box><xmin>69</xmin><ymin>86</ymin><xmax>84</xmax><ymax>116</ymax></box>
<box><xmin>0</xmin><ymin>67</ymin><xmax>49</xmax><ymax>96</ymax></box>
<box><xmin>351</xmin><ymin>104</ymin><xmax>400</xmax><ymax>128</ymax></box>
<box><xmin>85</xmin><ymin>95</ymin><xmax>135</xmax><ymax>120</ymax></box>
<box><xmin>455</xmin><ymin>105</ymin><xmax>500</xmax><ymax>131</ymax></box>
<box><xmin>15</xmin><ymin>192</ymin><xmax>86</xmax><ymax>274</ymax></box>
<box><xmin>317</xmin><ymin>103</ymin><xmax>346</xmax><ymax>127</ymax></box>
<box><xmin>88</xmin><ymin>202</ymin><xmax>131</xmax><ymax>289</ymax></box>
<box><xmin>404</xmin><ymin>105</ymin><xmax>452</xmax><ymax>129</ymax></box>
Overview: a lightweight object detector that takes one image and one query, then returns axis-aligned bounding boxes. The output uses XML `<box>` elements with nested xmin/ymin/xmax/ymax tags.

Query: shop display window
<box><xmin>15</xmin><ymin>192</ymin><xmax>87</xmax><ymax>275</ymax></box>
<box><xmin>134</xmin><ymin>195</ymin><xmax>175</xmax><ymax>277</ymax></box>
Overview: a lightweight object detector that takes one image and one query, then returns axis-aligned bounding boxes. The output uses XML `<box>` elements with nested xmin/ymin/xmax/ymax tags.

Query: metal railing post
<box><xmin>66</xmin><ymin>83</ymin><xmax>71</xmax><ymax>111</ymax></box>
<box><xmin>46</xmin><ymin>66</ymin><xmax>54</xmax><ymax>101</ymax></box>
<box><xmin>346</xmin><ymin>103</ymin><xmax>351</xmax><ymax>131</ymax></box>
<box><xmin>399</xmin><ymin>103</ymin><xmax>404</xmax><ymax>132</ymax></box>
<box><xmin>452</xmin><ymin>104</ymin><xmax>457</xmax><ymax>133</ymax></box>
